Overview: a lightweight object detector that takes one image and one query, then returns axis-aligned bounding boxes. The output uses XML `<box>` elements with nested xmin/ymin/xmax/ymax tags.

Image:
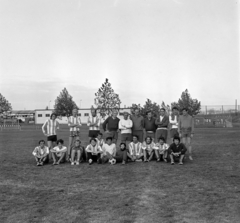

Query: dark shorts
<box><xmin>155</xmin><ymin>129</ymin><xmax>168</xmax><ymax>142</ymax></box>
<box><xmin>47</xmin><ymin>135</ymin><xmax>57</xmax><ymax>142</ymax></box>
<box><xmin>132</xmin><ymin>130</ymin><xmax>143</xmax><ymax>143</ymax></box>
<box><xmin>170</xmin><ymin>129</ymin><xmax>179</xmax><ymax>138</ymax></box>
<box><xmin>70</xmin><ymin>131</ymin><xmax>80</xmax><ymax>137</ymax></box>
<box><xmin>88</xmin><ymin>130</ymin><xmax>100</xmax><ymax>138</ymax></box>
<box><xmin>121</xmin><ymin>133</ymin><xmax>132</xmax><ymax>142</ymax></box>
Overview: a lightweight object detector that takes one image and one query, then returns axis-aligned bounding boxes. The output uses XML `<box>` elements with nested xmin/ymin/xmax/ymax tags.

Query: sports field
<box><xmin>0</xmin><ymin>126</ymin><xmax>240</xmax><ymax>223</ymax></box>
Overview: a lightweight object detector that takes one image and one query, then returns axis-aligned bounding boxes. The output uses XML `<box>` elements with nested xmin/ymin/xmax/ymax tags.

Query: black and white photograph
<box><xmin>0</xmin><ymin>0</ymin><xmax>239</xmax><ymax>222</ymax></box>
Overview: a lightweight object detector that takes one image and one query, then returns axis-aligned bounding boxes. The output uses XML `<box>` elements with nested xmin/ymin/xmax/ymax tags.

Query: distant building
<box><xmin>35</xmin><ymin>108</ymin><xmax>131</xmax><ymax>124</ymax></box>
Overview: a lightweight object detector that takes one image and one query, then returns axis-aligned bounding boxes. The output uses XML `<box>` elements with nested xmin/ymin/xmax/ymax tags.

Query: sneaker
<box><xmin>76</xmin><ymin>161</ymin><xmax>79</xmax><ymax>165</ymax></box>
<box><xmin>189</xmin><ymin>156</ymin><xmax>193</xmax><ymax>161</ymax></box>
<box><xmin>122</xmin><ymin>161</ymin><xmax>126</xmax><ymax>165</ymax></box>
<box><xmin>163</xmin><ymin>158</ymin><xmax>167</xmax><ymax>163</ymax></box>
<box><xmin>52</xmin><ymin>162</ymin><xmax>56</xmax><ymax>165</ymax></box>
<box><xmin>39</xmin><ymin>162</ymin><xmax>43</xmax><ymax>166</ymax></box>
<box><xmin>179</xmin><ymin>162</ymin><xmax>183</xmax><ymax>165</ymax></box>
<box><xmin>156</xmin><ymin>158</ymin><xmax>160</xmax><ymax>162</ymax></box>
<box><xmin>171</xmin><ymin>162</ymin><xmax>175</xmax><ymax>165</ymax></box>
<box><xmin>71</xmin><ymin>162</ymin><xmax>75</xmax><ymax>165</ymax></box>
<box><xmin>89</xmin><ymin>159</ymin><xmax>93</xmax><ymax>165</ymax></box>
<box><xmin>37</xmin><ymin>162</ymin><xmax>40</xmax><ymax>166</ymax></box>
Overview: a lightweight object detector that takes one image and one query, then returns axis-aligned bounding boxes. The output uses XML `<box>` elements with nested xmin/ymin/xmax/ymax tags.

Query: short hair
<box><xmin>158</xmin><ymin>137</ymin><xmax>165</xmax><ymax>142</ymax></box>
<box><xmin>97</xmin><ymin>132</ymin><xmax>103</xmax><ymax>136</ymax></box>
<box><xmin>182</xmin><ymin>107</ymin><xmax>188</xmax><ymax>112</ymax></box>
<box><xmin>106</xmin><ymin>137</ymin><xmax>113</xmax><ymax>141</ymax></box>
<box><xmin>89</xmin><ymin>138</ymin><xmax>96</xmax><ymax>143</ymax></box>
<box><xmin>134</xmin><ymin>108</ymin><xmax>139</xmax><ymax>112</ymax></box>
<box><xmin>145</xmin><ymin>136</ymin><xmax>152</xmax><ymax>142</ymax></box>
<box><xmin>160</xmin><ymin>108</ymin><xmax>165</xmax><ymax>111</ymax></box>
<box><xmin>173</xmin><ymin>136</ymin><xmax>180</xmax><ymax>142</ymax></box>
<box><xmin>120</xmin><ymin>142</ymin><xmax>126</xmax><ymax>148</ymax></box>
<box><xmin>38</xmin><ymin>139</ymin><xmax>45</xmax><ymax>144</ymax></box>
<box><xmin>146</xmin><ymin>110</ymin><xmax>152</xmax><ymax>115</ymax></box>
<box><xmin>57</xmin><ymin>139</ymin><xmax>64</xmax><ymax>144</ymax></box>
<box><xmin>172</xmin><ymin>107</ymin><xmax>179</xmax><ymax>111</ymax></box>
<box><xmin>132</xmin><ymin>135</ymin><xmax>139</xmax><ymax>140</ymax></box>
<box><xmin>91</xmin><ymin>109</ymin><xmax>97</xmax><ymax>113</ymax></box>
<box><xmin>50</xmin><ymin>113</ymin><xmax>57</xmax><ymax>119</ymax></box>
<box><xmin>75</xmin><ymin>139</ymin><xmax>81</xmax><ymax>144</ymax></box>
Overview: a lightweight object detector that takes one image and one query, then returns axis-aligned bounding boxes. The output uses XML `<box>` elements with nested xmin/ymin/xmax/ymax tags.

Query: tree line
<box><xmin>0</xmin><ymin>78</ymin><xmax>201</xmax><ymax>117</ymax></box>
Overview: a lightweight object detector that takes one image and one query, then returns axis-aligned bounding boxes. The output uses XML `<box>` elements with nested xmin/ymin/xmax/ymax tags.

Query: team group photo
<box><xmin>1</xmin><ymin>0</ymin><xmax>239</xmax><ymax>223</ymax></box>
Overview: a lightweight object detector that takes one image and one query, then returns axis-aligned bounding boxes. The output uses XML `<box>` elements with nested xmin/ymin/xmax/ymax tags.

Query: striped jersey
<box><xmin>128</xmin><ymin>142</ymin><xmax>143</xmax><ymax>156</ymax></box>
<box><xmin>42</xmin><ymin>119</ymin><xmax>59</xmax><ymax>136</ymax></box>
<box><xmin>87</xmin><ymin>116</ymin><xmax>100</xmax><ymax>130</ymax></box>
<box><xmin>155</xmin><ymin>143</ymin><xmax>169</xmax><ymax>154</ymax></box>
<box><xmin>68</xmin><ymin>116</ymin><xmax>81</xmax><ymax>131</ymax></box>
<box><xmin>85</xmin><ymin>144</ymin><xmax>102</xmax><ymax>154</ymax></box>
<box><xmin>32</xmin><ymin>146</ymin><xmax>49</xmax><ymax>157</ymax></box>
<box><xmin>142</xmin><ymin>141</ymin><xmax>156</xmax><ymax>154</ymax></box>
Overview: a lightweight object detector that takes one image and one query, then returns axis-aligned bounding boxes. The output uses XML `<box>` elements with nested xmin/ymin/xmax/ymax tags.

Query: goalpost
<box><xmin>0</xmin><ymin>119</ymin><xmax>21</xmax><ymax>131</ymax></box>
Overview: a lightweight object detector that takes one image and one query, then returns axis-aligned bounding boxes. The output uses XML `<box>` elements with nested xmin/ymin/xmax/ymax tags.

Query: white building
<box><xmin>35</xmin><ymin>108</ymin><xmax>131</xmax><ymax>124</ymax></box>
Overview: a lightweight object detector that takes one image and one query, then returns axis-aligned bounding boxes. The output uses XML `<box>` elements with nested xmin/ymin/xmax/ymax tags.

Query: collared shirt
<box><xmin>128</xmin><ymin>142</ymin><xmax>143</xmax><ymax>156</ymax></box>
<box><xmin>68</xmin><ymin>116</ymin><xmax>81</xmax><ymax>132</ymax></box>
<box><xmin>42</xmin><ymin>119</ymin><xmax>59</xmax><ymax>136</ymax></box>
<box><xmin>32</xmin><ymin>146</ymin><xmax>49</xmax><ymax>157</ymax></box>
<box><xmin>131</xmin><ymin>115</ymin><xmax>144</xmax><ymax>131</ymax></box>
<box><xmin>87</xmin><ymin>116</ymin><xmax>100</xmax><ymax>130</ymax></box>
<box><xmin>119</xmin><ymin>118</ymin><xmax>133</xmax><ymax>134</ymax></box>
<box><xmin>143</xmin><ymin>117</ymin><xmax>156</xmax><ymax>132</ymax></box>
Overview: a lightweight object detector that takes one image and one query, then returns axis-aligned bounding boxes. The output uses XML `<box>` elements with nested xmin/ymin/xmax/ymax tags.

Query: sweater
<box><xmin>102</xmin><ymin>116</ymin><xmax>120</xmax><ymax>131</ymax></box>
<box><xmin>130</xmin><ymin>115</ymin><xmax>144</xmax><ymax>131</ymax></box>
<box><xmin>178</xmin><ymin>114</ymin><xmax>194</xmax><ymax>134</ymax></box>
<box><xmin>143</xmin><ymin>117</ymin><xmax>156</xmax><ymax>132</ymax></box>
<box><xmin>119</xmin><ymin>118</ymin><xmax>133</xmax><ymax>134</ymax></box>
<box><xmin>168</xmin><ymin>143</ymin><xmax>187</xmax><ymax>154</ymax></box>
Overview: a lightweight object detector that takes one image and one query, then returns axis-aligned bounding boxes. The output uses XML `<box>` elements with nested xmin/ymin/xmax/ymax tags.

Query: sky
<box><xmin>0</xmin><ymin>0</ymin><xmax>239</xmax><ymax>110</ymax></box>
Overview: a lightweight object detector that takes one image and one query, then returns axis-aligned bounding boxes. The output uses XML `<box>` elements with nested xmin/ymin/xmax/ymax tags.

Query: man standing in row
<box><xmin>155</xmin><ymin>108</ymin><xmax>169</xmax><ymax>142</ymax></box>
<box><xmin>130</xmin><ymin>108</ymin><xmax>144</xmax><ymax>143</ymax></box>
<box><xmin>87</xmin><ymin>109</ymin><xmax>100</xmax><ymax>140</ymax></box>
<box><xmin>102</xmin><ymin>110</ymin><xmax>120</xmax><ymax>144</ymax></box>
<box><xmin>143</xmin><ymin>111</ymin><xmax>156</xmax><ymax>140</ymax></box>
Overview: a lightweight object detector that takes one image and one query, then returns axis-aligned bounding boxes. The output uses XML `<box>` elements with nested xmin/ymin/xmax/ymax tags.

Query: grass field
<box><xmin>0</xmin><ymin>126</ymin><xmax>240</xmax><ymax>223</ymax></box>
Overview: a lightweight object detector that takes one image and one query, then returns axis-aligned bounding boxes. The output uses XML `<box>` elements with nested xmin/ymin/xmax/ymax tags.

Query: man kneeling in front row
<box><xmin>168</xmin><ymin>136</ymin><xmax>187</xmax><ymax>165</ymax></box>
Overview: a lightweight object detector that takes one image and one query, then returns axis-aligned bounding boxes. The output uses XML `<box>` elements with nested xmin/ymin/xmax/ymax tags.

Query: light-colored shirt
<box><xmin>87</xmin><ymin>116</ymin><xmax>100</xmax><ymax>130</ymax></box>
<box><xmin>155</xmin><ymin>143</ymin><xmax>169</xmax><ymax>154</ymax></box>
<box><xmin>32</xmin><ymin>146</ymin><xmax>49</xmax><ymax>157</ymax></box>
<box><xmin>178</xmin><ymin>114</ymin><xmax>194</xmax><ymax>134</ymax></box>
<box><xmin>95</xmin><ymin>138</ymin><xmax>104</xmax><ymax>148</ymax></box>
<box><xmin>118</xmin><ymin>118</ymin><xmax>133</xmax><ymax>134</ymax></box>
<box><xmin>68</xmin><ymin>116</ymin><xmax>81</xmax><ymax>132</ymax></box>
<box><xmin>169</xmin><ymin>115</ymin><xmax>178</xmax><ymax>129</ymax></box>
<box><xmin>51</xmin><ymin>146</ymin><xmax>67</xmax><ymax>157</ymax></box>
<box><xmin>128</xmin><ymin>142</ymin><xmax>143</xmax><ymax>156</ymax></box>
<box><xmin>102</xmin><ymin>143</ymin><xmax>116</xmax><ymax>156</ymax></box>
<box><xmin>85</xmin><ymin>144</ymin><xmax>102</xmax><ymax>154</ymax></box>
<box><xmin>142</xmin><ymin>141</ymin><xmax>156</xmax><ymax>154</ymax></box>
<box><xmin>42</xmin><ymin>119</ymin><xmax>59</xmax><ymax>136</ymax></box>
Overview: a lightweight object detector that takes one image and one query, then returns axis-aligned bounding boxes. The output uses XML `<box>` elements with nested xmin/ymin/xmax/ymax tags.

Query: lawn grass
<box><xmin>0</xmin><ymin>126</ymin><xmax>240</xmax><ymax>223</ymax></box>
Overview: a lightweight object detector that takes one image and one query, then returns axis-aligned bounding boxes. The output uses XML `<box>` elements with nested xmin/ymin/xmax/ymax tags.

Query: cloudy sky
<box><xmin>0</xmin><ymin>0</ymin><xmax>239</xmax><ymax>110</ymax></box>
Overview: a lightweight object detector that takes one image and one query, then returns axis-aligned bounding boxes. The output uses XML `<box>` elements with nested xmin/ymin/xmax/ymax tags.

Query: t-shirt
<box><xmin>155</xmin><ymin>143</ymin><xmax>169</xmax><ymax>154</ymax></box>
<box><xmin>131</xmin><ymin>115</ymin><xmax>144</xmax><ymax>131</ymax></box>
<box><xmin>102</xmin><ymin>143</ymin><xmax>116</xmax><ymax>156</ymax></box>
<box><xmin>51</xmin><ymin>146</ymin><xmax>67</xmax><ymax>157</ymax></box>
